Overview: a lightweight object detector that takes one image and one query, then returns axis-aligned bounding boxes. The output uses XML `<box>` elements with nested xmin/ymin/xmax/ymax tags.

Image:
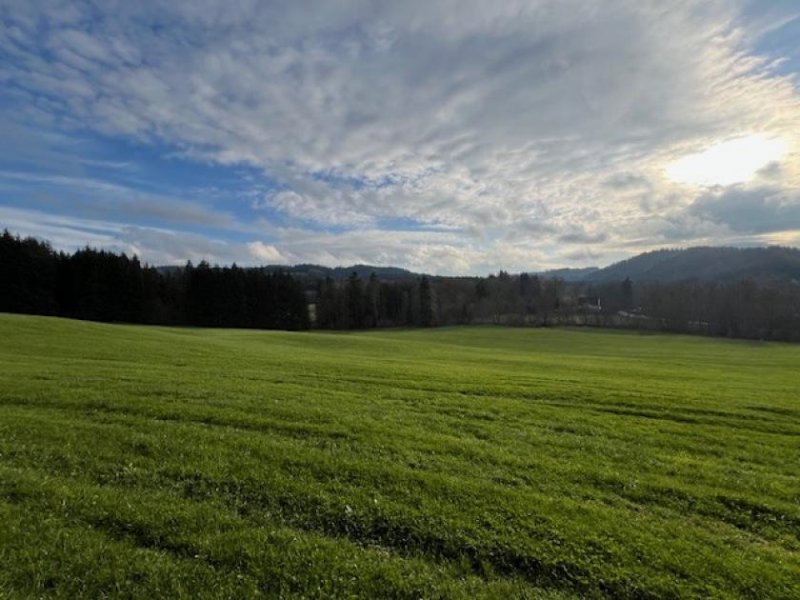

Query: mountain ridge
<box><xmin>575</xmin><ymin>246</ymin><xmax>800</xmax><ymax>283</ymax></box>
<box><xmin>156</xmin><ymin>246</ymin><xmax>800</xmax><ymax>283</ymax></box>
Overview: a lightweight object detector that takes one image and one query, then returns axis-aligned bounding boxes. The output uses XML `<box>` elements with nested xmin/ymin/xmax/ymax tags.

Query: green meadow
<box><xmin>0</xmin><ymin>313</ymin><xmax>798</xmax><ymax>598</ymax></box>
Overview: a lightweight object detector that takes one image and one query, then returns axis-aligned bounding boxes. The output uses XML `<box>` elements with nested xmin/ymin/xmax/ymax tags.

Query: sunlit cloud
<box><xmin>666</xmin><ymin>135</ymin><xmax>791</xmax><ymax>187</ymax></box>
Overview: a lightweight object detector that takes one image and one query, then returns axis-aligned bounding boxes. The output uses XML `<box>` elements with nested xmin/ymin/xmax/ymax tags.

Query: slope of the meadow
<box><xmin>0</xmin><ymin>314</ymin><xmax>798</xmax><ymax>598</ymax></box>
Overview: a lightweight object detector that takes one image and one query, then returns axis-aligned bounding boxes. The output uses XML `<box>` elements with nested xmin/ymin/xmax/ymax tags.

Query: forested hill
<box><xmin>542</xmin><ymin>246</ymin><xmax>800</xmax><ymax>283</ymax></box>
<box><xmin>253</xmin><ymin>246</ymin><xmax>800</xmax><ymax>284</ymax></box>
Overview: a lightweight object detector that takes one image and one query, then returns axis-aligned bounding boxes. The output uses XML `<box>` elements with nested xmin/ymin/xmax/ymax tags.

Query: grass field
<box><xmin>0</xmin><ymin>313</ymin><xmax>798</xmax><ymax>598</ymax></box>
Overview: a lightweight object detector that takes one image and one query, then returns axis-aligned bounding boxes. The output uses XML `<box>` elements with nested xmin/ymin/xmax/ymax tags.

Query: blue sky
<box><xmin>1</xmin><ymin>1</ymin><xmax>799</xmax><ymax>274</ymax></box>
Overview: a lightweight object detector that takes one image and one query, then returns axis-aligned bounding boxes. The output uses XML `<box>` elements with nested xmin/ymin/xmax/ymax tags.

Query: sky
<box><xmin>1</xmin><ymin>0</ymin><xmax>799</xmax><ymax>275</ymax></box>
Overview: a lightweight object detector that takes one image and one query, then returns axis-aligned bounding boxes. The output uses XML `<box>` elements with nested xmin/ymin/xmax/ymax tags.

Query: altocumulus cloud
<box><xmin>1</xmin><ymin>0</ymin><xmax>799</xmax><ymax>272</ymax></box>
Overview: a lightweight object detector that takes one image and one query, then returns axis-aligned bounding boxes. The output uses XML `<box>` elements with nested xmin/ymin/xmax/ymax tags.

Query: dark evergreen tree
<box><xmin>419</xmin><ymin>276</ymin><xmax>435</xmax><ymax>327</ymax></box>
<box><xmin>0</xmin><ymin>230</ymin><xmax>59</xmax><ymax>315</ymax></box>
<box><xmin>365</xmin><ymin>273</ymin><xmax>379</xmax><ymax>328</ymax></box>
<box><xmin>346</xmin><ymin>272</ymin><xmax>364</xmax><ymax>329</ymax></box>
<box><xmin>621</xmin><ymin>277</ymin><xmax>634</xmax><ymax>309</ymax></box>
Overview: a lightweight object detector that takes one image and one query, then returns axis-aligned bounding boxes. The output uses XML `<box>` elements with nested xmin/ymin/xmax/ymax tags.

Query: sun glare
<box><xmin>666</xmin><ymin>134</ymin><xmax>789</xmax><ymax>187</ymax></box>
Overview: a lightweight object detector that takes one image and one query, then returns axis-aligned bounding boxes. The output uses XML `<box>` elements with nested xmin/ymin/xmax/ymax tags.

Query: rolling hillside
<box><xmin>545</xmin><ymin>246</ymin><xmax>800</xmax><ymax>283</ymax></box>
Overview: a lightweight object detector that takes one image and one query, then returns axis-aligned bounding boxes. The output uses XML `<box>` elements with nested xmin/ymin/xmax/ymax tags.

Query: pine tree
<box><xmin>419</xmin><ymin>276</ymin><xmax>435</xmax><ymax>327</ymax></box>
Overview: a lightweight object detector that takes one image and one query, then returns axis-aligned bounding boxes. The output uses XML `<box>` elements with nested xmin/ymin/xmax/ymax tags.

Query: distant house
<box><xmin>578</xmin><ymin>296</ymin><xmax>601</xmax><ymax>311</ymax></box>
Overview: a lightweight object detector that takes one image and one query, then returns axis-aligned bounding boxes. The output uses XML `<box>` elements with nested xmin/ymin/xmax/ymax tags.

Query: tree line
<box><xmin>316</xmin><ymin>269</ymin><xmax>800</xmax><ymax>342</ymax></box>
<box><xmin>614</xmin><ymin>279</ymin><xmax>800</xmax><ymax>341</ymax></box>
<box><xmin>315</xmin><ymin>273</ymin><xmax>437</xmax><ymax>328</ymax></box>
<box><xmin>3</xmin><ymin>229</ymin><xmax>799</xmax><ymax>341</ymax></box>
<box><xmin>0</xmin><ymin>230</ymin><xmax>309</xmax><ymax>330</ymax></box>
<box><xmin>314</xmin><ymin>271</ymin><xmax>564</xmax><ymax>329</ymax></box>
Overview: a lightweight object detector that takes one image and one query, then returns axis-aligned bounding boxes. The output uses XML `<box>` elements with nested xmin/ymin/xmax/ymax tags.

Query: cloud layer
<box><xmin>1</xmin><ymin>0</ymin><xmax>799</xmax><ymax>272</ymax></box>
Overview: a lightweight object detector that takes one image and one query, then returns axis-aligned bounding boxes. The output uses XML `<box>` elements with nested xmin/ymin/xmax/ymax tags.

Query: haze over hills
<box><xmin>158</xmin><ymin>246</ymin><xmax>800</xmax><ymax>284</ymax></box>
<box><xmin>302</xmin><ymin>247</ymin><xmax>800</xmax><ymax>283</ymax></box>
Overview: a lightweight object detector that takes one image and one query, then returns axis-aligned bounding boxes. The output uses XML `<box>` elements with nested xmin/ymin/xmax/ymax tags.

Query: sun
<box><xmin>666</xmin><ymin>134</ymin><xmax>789</xmax><ymax>187</ymax></box>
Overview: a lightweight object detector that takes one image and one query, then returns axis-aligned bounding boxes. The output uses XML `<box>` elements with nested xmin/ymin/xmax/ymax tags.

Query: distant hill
<box><xmin>156</xmin><ymin>246</ymin><xmax>800</xmax><ymax>284</ymax></box>
<box><xmin>157</xmin><ymin>263</ymin><xmax>420</xmax><ymax>282</ymax></box>
<box><xmin>579</xmin><ymin>246</ymin><xmax>800</xmax><ymax>283</ymax></box>
<box><xmin>266</xmin><ymin>264</ymin><xmax>420</xmax><ymax>282</ymax></box>
<box><xmin>537</xmin><ymin>267</ymin><xmax>601</xmax><ymax>282</ymax></box>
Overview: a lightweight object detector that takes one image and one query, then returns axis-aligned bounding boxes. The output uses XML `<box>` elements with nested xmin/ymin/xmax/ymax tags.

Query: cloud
<box><xmin>0</xmin><ymin>205</ymin><xmax>127</xmax><ymax>250</ymax></box>
<box><xmin>558</xmin><ymin>229</ymin><xmax>609</xmax><ymax>244</ymax></box>
<box><xmin>602</xmin><ymin>173</ymin><xmax>652</xmax><ymax>191</ymax></box>
<box><xmin>689</xmin><ymin>186</ymin><xmax>800</xmax><ymax>234</ymax></box>
<box><xmin>564</xmin><ymin>248</ymin><xmax>602</xmax><ymax>262</ymax></box>
<box><xmin>0</xmin><ymin>205</ymin><xmax>271</xmax><ymax>266</ymax></box>
<box><xmin>1</xmin><ymin>0</ymin><xmax>799</xmax><ymax>273</ymax></box>
<box><xmin>0</xmin><ymin>204</ymin><xmax>570</xmax><ymax>272</ymax></box>
<box><xmin>247</xmin><ymin>241</ymin><xmax>286</xmax><ymax>264</ymax></box>
<box><xmin>0</xmin><ymin>170</ymin><xmax>239</xmax><ymax>228</ymax></box>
